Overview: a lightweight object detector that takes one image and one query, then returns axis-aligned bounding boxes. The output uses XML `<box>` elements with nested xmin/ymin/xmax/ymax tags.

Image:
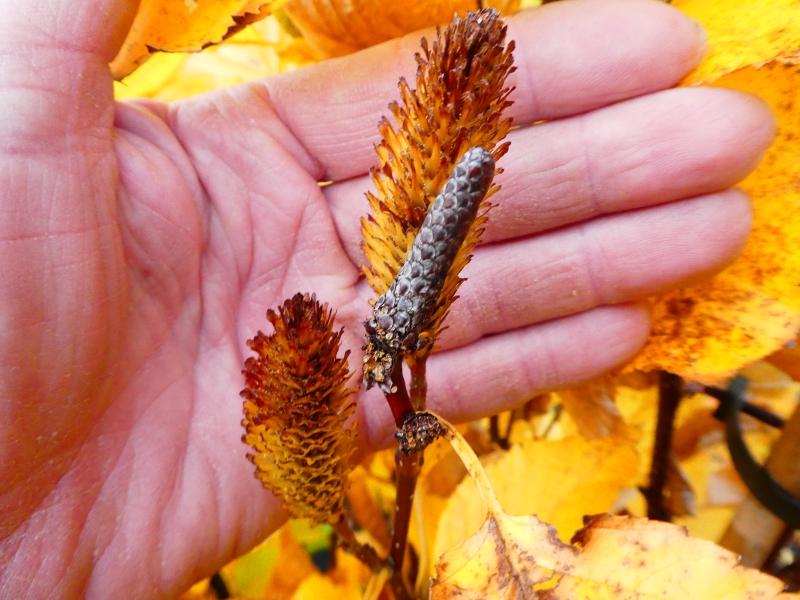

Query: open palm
<box><xmin>0</xmin><ymin>0</ymin><xmax>774</xmax><ymax>597</ymax></box>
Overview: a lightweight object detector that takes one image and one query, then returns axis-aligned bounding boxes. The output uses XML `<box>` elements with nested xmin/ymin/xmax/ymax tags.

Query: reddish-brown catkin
<box><xmin>241</xmin><ymin>293</ymin><xmax>357</xmax><ymax>523</ymax></box>
<box><xmin>364</xmin><ymin>147</ymin><xmax>495</xmax><ymax>390</ymax></box>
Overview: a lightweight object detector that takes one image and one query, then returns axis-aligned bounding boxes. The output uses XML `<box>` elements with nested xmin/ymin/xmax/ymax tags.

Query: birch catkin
<box><xmin>241</xmin><ymin>294</ymin><xmax>357</xmax><ymax>523</ymax></box>
<box><xmin>364</xmin><ymin>147</ymin><xmax>495</xmax><ymax>390</ymax></box>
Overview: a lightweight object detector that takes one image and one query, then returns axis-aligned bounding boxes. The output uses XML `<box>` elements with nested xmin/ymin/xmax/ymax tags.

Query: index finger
<box><xmin>260</xmin><ymin>0</ymin><xmax>706</xmax><ymax>181</ymax></box>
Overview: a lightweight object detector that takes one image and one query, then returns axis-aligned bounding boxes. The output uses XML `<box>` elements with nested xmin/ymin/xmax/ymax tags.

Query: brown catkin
<box><xmin>241</xmin><ymin>293</ymin><xmax>356</xmax><ymax>523</ymax></box>
<box><xmin>364</xmin><ymin>147</ymin><xmax>495</xmax><ymax>389</ymax></box>
<box><xmin>360</xmin><ymin>8</ymin><xmax>515</xmax><ymax>372</ymax></box>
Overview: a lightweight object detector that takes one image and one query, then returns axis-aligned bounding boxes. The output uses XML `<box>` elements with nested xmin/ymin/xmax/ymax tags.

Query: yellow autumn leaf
<box><xmin>114</xmin><ymin>17</ymin><xmax>315</xmax><ymax>101</ymax></box>
<box><xmin>408</xmin><ymin>434</ymin><xmax>475</xmax><ymax>592</ymax></box>
<box><xmin>556</xmin><ymin>376</ymin><xmax>626</xmax><ymax>439</ymax></box>
<box><xmin>768</xmin><ymin>340</ymin><xmax>800</xmax><ymax>381</ymax></box>
<box><xmin>259</xmin><ymin>527</ymin><xmax>317</xmax><ymax>598</ymax></box>
<box><xmin>433</xmin><ymin>429</ymin><xmax>638</xmax><ymax>567</ymax></box>
<box><xmin>630</xmin><ymin>2</ymin><xmax>800</xmax><ymax>381</ymax></box>
<box><xmin>671</xmin><ymin>438</ymin><xmax>744</xmax><ymax>541</ymax></box>
<box><xmin>614</xmin><ymin>362</ymin><xmax>796</xmax><ymax>541</ymax></box>
<box><xmin>548</xmin><ymin>514</ymin><xmax>792</xmax><ymax>599</ymax></box>
<box><xmin>110</xmin><ymin>0</ymin><xmax>281</xmax><ymax>79</ymax></box>
<box><xmin>282</xmin><ymin>0</ymin><xmax>525</xmax><ymax>57</ymax></box>
<box><xmin>674</xmin><ymin>0</ymin><xmax>800</xmax><ymax>84</ymax></box>
<box><xmin>432</xmin><ymin>424</ymin><xmax>791</xmax><ymax>599</ymax></box>
<box><xmin>290</xmin><ymin>549</ymin><xmax>368</xmax><ymax>600</ymax></box>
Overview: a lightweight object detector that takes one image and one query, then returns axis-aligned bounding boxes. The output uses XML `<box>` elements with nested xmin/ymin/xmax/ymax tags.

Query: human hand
<box><xmin>0</xmin><ymin>0</ymin><xmax>773</xmax><ymax>596</ymax></box>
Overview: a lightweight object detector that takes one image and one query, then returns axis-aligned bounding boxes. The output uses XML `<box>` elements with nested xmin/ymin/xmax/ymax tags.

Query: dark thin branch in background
<box><xmin>641</xmin><ymin>371</ymin><xmax>683</xmax><ymax>521</ymax></box>
<box><xmin>332</xmin><ymin>514</ymin><xmax>383</xmax><ymax>574</ymax></box>
<box><xmin>489</xmin><ymin>414</ymin><xmax>510</xmax><ymax>449</ymax></box>
<box><xmin>209</xmin><ymin>572</ymin><xmax>230</xmax><ymax>599</ymax></box>
<box><xmin>704</xmin><ymin>385</ymin><xmax>786</xmax><ymax>429</ymax></box>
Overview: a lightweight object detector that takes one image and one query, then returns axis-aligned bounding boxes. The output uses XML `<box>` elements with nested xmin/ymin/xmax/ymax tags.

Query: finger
<box><xmin>480</xmin><ymin>89</ymin><xmax>773</xmax><ymax>244</ymax></box>
<box><xmin>261</xmin><ymin>0</ymin><xmax>705</xmax><ymax>181</ymax></box>
<box><xmin>326</xmin><ymin>86</ymin><xmax>773</xmax><ymax>265</ymax></box>
<box><xmin>359</xmin><ymin>304</ymin><xmax>649</xmax><ymax>448</ymax></box>
<box><xmin>435</xmin><ymin>189</ymin><xmax>751</xmax><ymax>350</ymax></box>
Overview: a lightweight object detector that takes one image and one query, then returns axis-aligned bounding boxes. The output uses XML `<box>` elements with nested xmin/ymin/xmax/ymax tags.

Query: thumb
<box><xmin>0</xmin><ymin>1</ymin><xmax>139</xmax><ymax>142</ymax></box>
<box><xmin>0</xmin><ymin>1</ymin><xmax>139</xmax><ymax>60</ymax></box>
<box><xmin>0</xmin><ymin>0</ymin><xmax>140</xmax><ymax>533</ymax></box>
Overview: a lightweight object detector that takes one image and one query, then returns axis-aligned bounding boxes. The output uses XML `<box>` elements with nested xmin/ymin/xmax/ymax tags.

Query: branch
<box><xmin>333</xmin><ymin>513</ymin><xmax>384</xmax><ymax>574</ymax></box>
<box><xmin>409</xmin><ymin>357</ymin><xmax>428</xmax><ymax>411</ymax></box>
<box><xmin>384</xmin><ymin>360</ymin><xmax>414</xmax><ymax>428</ymax></box>
<box><xmin>640</xmin><ymin>371</ymin><xmax>683</xmax><ymax>521</ymax></box>
<box><xmin>704</xmin><ymin>385</ymin><xmax>786</xmax><ymax>429</ymax></box>
<box><xmin>389</xmin><ymin>450</ymin><xmax>422</xmax><ymax>599</ymax></box>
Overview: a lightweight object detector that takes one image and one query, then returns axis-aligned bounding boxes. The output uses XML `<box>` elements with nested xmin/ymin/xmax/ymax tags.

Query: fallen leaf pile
<box><xmin>431</xmin><ymin>425</ymin><xmax>791</xmax><ymax>599</ymax></box>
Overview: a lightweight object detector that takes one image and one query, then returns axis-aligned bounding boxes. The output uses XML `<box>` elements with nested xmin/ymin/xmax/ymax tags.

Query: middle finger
<box><xmin>326</xmin><ymin>86</ymin><xmax>771</xmax><ymax>265</ymax></box>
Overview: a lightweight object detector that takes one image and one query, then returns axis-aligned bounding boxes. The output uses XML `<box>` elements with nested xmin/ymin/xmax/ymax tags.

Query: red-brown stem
<box><xmin>389</xmin><ymin>450</ymin><xmax>422</xmax><ymax>599</ymax></box>
<box><xmin>409</xmin><ymin>357</ymin><xmax>428</xmax><ymax>411</ymax></box>
<box><xmin>333</xmin><ymin>513</ymin><xmax>384</xmax><ymax>574</ymax></box>
<box><xmin>641</xmin><ymin>371</ymin><xmax>683</xmax><ymax>521</ymax></box>
<box><xmin>385</xmin><ymin>361</ymin><xmax>414</xmax><ymax>427</ymax></box>
<box><xmin>379</xmin><ymin>360</ymin><xmax>421</xmax><ymax>599</ymax></box>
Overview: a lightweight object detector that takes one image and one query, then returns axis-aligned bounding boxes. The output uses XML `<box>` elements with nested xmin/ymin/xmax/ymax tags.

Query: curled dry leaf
<box><xmin>629</xmin><ymin>0</ymin><xmax>800</xmax><ymax>382</ymax></box>
<box><xmin>556</xmin><ymin>376</ymin><xmax>626</xmax><ymax>439</ymax></box>
<box><xmin>240</xmin><ymin>293</ymin><xmax>357</xmax><ymax>523</ymax></box>
<box><xmin>115</xmin><ymin>17</ymin><xmax>316</xmax><ymax>101</ymax></box>
<box><xmin>361</xmin><ymin>8</ymin><xmax>515</xmax><ymax>363</ymax></box>
<box><xmin>432</xmin><ymin>423</ymin><xmax>791</xmax><ymax>599</ymax></box>
<box><xmin>110</xmin><ymin>0</ymin><xmax>281</xmax><ymax>79</ymax></box>
<box><xmin>282</xmin><ymin>0</ymin><xmax>522</xmax><ymax>57</ymax></box>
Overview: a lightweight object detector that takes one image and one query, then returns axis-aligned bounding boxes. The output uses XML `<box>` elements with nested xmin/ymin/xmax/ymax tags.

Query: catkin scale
<box><xmin>364</xmin><ymin>147</ymin><xmax>495</xmax><ymax>390</ymax></box>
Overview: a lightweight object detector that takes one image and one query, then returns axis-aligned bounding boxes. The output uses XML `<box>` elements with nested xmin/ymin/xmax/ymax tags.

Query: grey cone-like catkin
<box><xmin>364</xmin><ymin>147</ymin><xmax>495</xmax><ymax>390</ymax></box>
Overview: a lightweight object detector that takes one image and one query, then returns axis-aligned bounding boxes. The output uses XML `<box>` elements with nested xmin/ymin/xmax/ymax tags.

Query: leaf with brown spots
<box><xmin>431</xmin><ymin>421</ymin><xmax>791</xmax><ymax>599</ymax></box>
<box><xmin>629</xmin><ymin>0</ymin><xmax>800</xmax><ymax>382</ymax></box>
